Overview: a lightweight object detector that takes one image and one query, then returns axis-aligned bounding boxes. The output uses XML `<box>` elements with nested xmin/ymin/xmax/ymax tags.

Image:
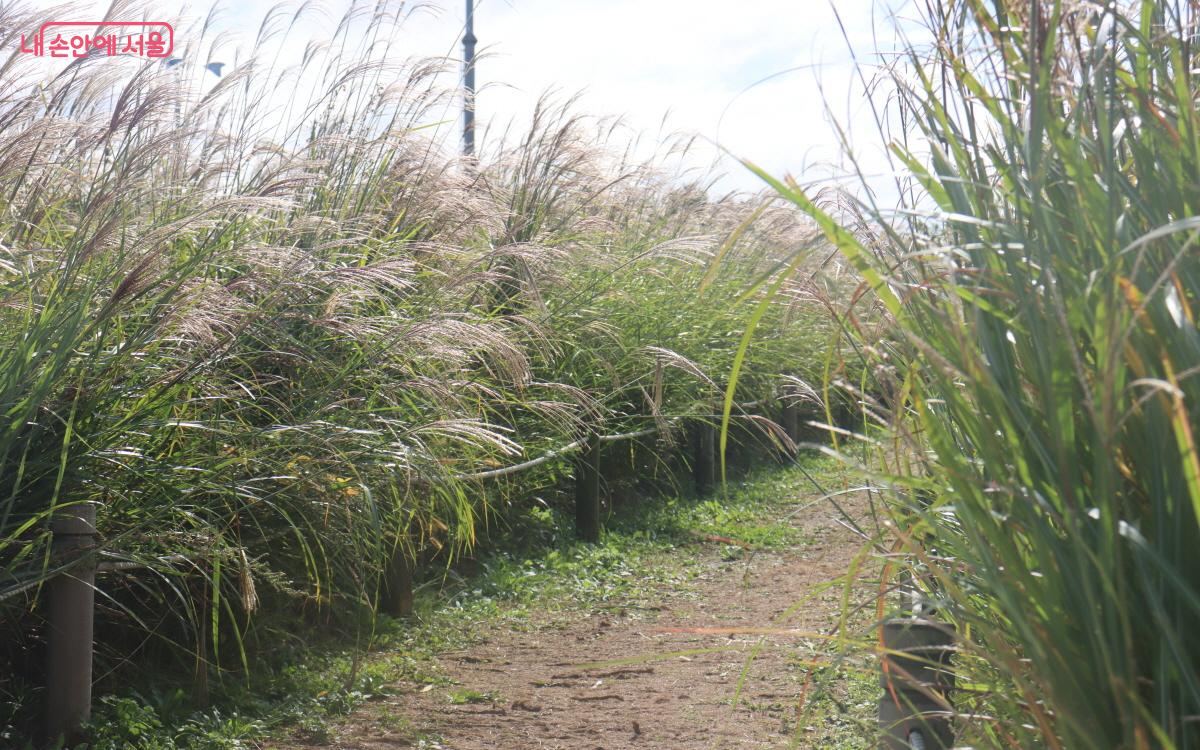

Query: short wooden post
<box><xmin>382</xmin><ymin>545</ymin><xmax>414</xmax><ymax>618</ymax></box>
<box><xmin>44</xmin><ymin>501</ymin><xmax>98</xmax><ymax>747</ymax></box>
<box><xmin>574</xmin><ymin>433</ymin><xmax>601</xmax><ymax>543</ymax></box>
<box><xmin>692</xmin><ymin>421</ymin><xmax>715</xmax><ymax>495</ymax></box>
<box><xmin>781</xmin><ymin>396</ymin><xmax>800</xmax><ymax>448</ymax></box>
<box><xmin>193</xmin><ymin>573</ymin><xmax>210</xmax><ymax>708</ymax></box>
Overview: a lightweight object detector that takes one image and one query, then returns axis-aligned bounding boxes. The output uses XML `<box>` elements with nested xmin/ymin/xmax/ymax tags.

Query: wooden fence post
<box><xmin>781</xmin><ymin>387</ymin><xmax>801</xmax><ymax>450</ymax></box>
<box><xmin>382</xmin><ymin>544</ymin><xmax>414</xmax><ymax>618</ymax></box>
<box><xmin>192</xmin><ymin>566</ymin><xmax>210</xmax><ymax>708</ymax></box>
<box><xmin>692</xmin><ymin>421</ymin><xmax>715</xmax><ymax>495</ymax></box>
<box><xmin>574</xmin><ymin>433</ymin><xmax>601</xmax><ymax>543</ymax></box>
<box><xmin>44</xmin><ymin>501</ymin><xmax>97</xmax><ymax>747</ymax></box>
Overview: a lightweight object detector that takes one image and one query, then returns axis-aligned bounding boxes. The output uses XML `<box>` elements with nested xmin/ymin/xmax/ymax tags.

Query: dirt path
<box><xmin>288</xmin><ymin>484</ymin><xmax>869</xmax><ymax>749</ymax></box>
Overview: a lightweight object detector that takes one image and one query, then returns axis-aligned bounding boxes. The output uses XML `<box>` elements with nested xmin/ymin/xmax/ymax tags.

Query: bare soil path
<box><xmin>281</xmin><ymin>471</ymin><xmax>871</xmax><ymax>749</ymax></box>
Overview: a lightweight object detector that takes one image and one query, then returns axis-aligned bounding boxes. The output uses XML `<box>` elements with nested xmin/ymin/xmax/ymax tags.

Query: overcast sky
<box><xmin>15</xmin><ymin>0</ymin><xmax>921</xmax><ymax>198</ymax></box>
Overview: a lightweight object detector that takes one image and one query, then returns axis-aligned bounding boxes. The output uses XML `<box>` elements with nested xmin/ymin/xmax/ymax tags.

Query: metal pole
<box><xmin>44</xmin><ymin>501</ymin><xmax>97</xmax><ymax>746</ymax></box>
<box><xmin>462</xmin><ymin>0</ymin><xmax>476</xmax><ymax>159</ymax></box>
<box><xmin>878</xmin><ymin>618</ymin><xmax>956</xmax><ymax>749</ymax></box>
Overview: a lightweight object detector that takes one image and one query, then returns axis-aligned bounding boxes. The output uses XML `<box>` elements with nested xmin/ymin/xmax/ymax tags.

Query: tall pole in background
<box><xmin>462</xmin><ymin>0</ymin><xmax>476</xmax><ymax>159</ymax></box>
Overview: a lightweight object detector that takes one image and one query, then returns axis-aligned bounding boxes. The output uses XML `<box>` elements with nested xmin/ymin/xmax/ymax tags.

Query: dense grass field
<box><xmin>4</xmin><ymin>0</ymin><xmax>1200</xmax><ymax>748</ymax></box>
<box><xmin>0</xmin><ymin>1</ymin><xmax>858</xmax><ymax>745</ymax></box>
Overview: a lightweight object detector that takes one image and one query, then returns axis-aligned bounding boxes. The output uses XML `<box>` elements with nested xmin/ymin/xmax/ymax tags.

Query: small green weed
<box><xmin>446</xmin><ymin>689</ymin><xmax>499</xmax><ymax>705</ymax></box>
<box><xmin>791</xmin><ymin>660</ymin><xmax>876</xmax><ymax>749</ymax></box>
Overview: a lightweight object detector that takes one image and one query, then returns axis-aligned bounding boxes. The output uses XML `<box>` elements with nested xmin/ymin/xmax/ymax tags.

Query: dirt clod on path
<box><xmin>290</xmin><ymin>489</ymin><xmax>868</xmax><ymax>750</ymax></box>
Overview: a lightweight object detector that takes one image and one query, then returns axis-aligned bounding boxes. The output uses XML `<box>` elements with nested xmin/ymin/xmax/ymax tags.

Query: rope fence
<box><xmin>1</xmin><ymin>404</ymin><xmax>775</xmax><ymax>603</ymax></box>
<box><xmin>20</xmin><ymin>394</ymin><xmax>797</xmax><ymax>745</ymax></box>
<box><xmin>458</xmin><ymin>399</ymin><xmax>764</xmax><ymax>482</ymax></box>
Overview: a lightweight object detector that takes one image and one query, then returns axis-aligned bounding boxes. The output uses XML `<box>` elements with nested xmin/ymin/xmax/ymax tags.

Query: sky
<box><xmin>452</xmin><ymin>0</ymin><xmax>919</xmax><ymax>197</ymax></box>
<box><xmin>11</xmin><ymin>0</ymin><xmax>923</xmax><ymax>199</ymax></box>
<box><xmin>425</xmin><ymin>0</ymin><xmax>917</xmax><ymax>196</ymax></box>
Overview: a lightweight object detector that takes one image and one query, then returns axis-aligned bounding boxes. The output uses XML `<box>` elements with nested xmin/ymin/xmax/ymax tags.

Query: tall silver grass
<box><xmin>0</xmin><ymin>0</ymin><xmax>838</xmax><ymax>721</ymax></box>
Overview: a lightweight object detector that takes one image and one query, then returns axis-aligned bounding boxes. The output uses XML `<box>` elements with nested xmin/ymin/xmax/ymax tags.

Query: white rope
<box><xmin>599</xmin><ymin>426</ymin><xmax>662</xmax><ymax>443</ymax></box>
<box><xmin>463</xmin><ymin>407</ymin><xmax>774</xmax><ymax>481</ymax></box>
<box><xmin>460</xmin><ymin>438</ymin><xmax>589</xmax><ymax>480</ymax></box>
<box><xmin>2</xmin><ymin>403</ymin><xmax>779</xmax><ymax>582</ymax></box>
